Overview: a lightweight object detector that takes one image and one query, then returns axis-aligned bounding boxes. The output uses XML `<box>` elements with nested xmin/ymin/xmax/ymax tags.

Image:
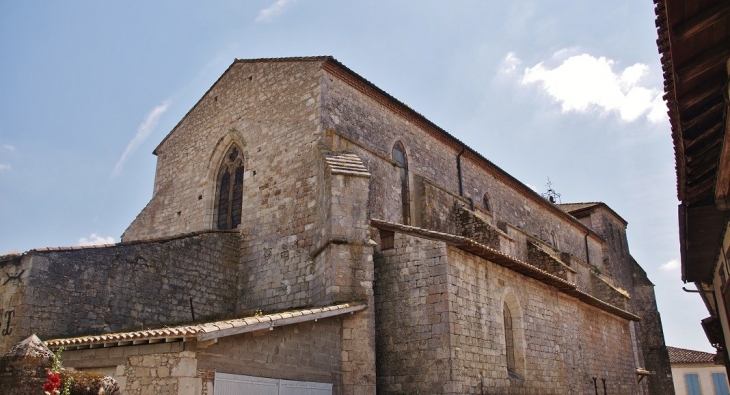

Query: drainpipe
<box><xmin>584</xmin><ymin>232</ymin><xmax>591</xmax><ymax>265</ymax></box>
<box><xmin>457</xmin><ymin>147</ymin><xmax>466</xmax><ymax>197</ymax></box>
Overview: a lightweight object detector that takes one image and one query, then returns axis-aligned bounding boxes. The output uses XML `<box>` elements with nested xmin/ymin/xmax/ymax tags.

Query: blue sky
<box><xmin>0</xmin><ymin>1</ymin><xmax>707</xmax><ymax>351</ymax></box>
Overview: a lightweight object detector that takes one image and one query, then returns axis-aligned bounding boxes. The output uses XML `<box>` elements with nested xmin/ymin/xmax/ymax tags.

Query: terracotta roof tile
<box><xmin>667</xmin><ymin>346</ymin><xmax>716</xmax><ymax>364</ymax></box>
<box><xmin>45</xmin><ymin>302</ymin><xmax>366</xmax><ymax>350</ymax></box>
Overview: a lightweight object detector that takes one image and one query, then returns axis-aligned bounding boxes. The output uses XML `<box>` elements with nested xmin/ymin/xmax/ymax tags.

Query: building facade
<box><xmin>668</xmin><ymin>346</ymin><xmax>729</xmax><ymax>395</ymax></box>
<box><xmin>653</xmin><ymin>0</ymin><xmax>730</xmax><ymax>373</ymax></box>
<box><xmin>0</xmin><ymin>57</ymin><xmax>673</xmax><ymax>394</ymax></box>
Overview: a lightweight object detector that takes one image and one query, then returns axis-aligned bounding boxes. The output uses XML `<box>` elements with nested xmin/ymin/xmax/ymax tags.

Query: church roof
<box><xmin>557</xmin><ymin>202</ymin><xmax>628</xmax><ymax>226</ymax></box>
<box><xmin>557</xmin><ymin>202</ymin><xmax>601</xmax><ymax>212</ymax></box>
<box><xmin>667</xmin><ymin>346</ymin><xmax>716</xmax><ymax>364</ymax></box>
<box><xmin>44</xmin><ymin>302</ymin><xmax>366</xmax><ymax>350</ymax></box>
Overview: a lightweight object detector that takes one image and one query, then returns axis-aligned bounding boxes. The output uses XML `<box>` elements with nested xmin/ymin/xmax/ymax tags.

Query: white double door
<box><xmin>214</xmin><ymin>372</ymin><xmax>332</xmax><ymax>395</ymax></box>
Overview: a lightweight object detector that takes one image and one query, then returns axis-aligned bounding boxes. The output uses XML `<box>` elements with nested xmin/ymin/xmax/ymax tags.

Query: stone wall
<box><xmin>374</xmin><ymin>234</ymin><xmax>453</xmax><ymax>394</ymax></box>
<box><xmin>631</xmin><ymin>261</ymin><xmax>674</xmax><ymax>395</ymax></box>
<box><xmin>121</xmin><ymin>59</ymin><xmax>328</xmax><ymax>316</ymax></box>
<box><xmin>0</xmin><ymin>254</ymin><xmax>28</xmax><ymax>354</ymax></box>
<box><xmin>320</xmin><ymin>69</ymin><xmax>606</xmax><ymax>275</ymax></box>
<box><xmin>0</xmin><ymin>231</ymin><xmax>239</xmax><ymax>352</ymax></box>
<box><xmin>197</xmin><ymin>319</ymin><xmax>343</xmax><ymax>390</ymax></box>
<box><xmin>448</xmin><ymin>245</ymin><xmax>638</xmax><ymax>395</ymax></box>
<box><xmin>375</xmin><ymin>232</ymin><xmax>641</xmax><ymax>395</ymax></box>
<box><xmin>0</xmin><ymin>335</ymin><xmax>120</xmax><ymax>395</ymax></box>
<box><xmin>123</xmin><ymin>59</ymin><xmax>324</xmax><ymax>243</ymax></box>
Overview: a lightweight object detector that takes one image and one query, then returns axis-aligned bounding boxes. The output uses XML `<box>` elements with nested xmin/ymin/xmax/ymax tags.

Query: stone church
<box><xmin>0</xmin><ymin>57</ymin><xmax>673</xmax><ymax>394</ymax></box>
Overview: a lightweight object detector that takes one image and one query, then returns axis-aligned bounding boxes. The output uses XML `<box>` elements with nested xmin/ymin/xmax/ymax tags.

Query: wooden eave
<box><xmin>655</xmin><ymin>0</ymin><xmax>730</xmax><ymax>282</ymax></box>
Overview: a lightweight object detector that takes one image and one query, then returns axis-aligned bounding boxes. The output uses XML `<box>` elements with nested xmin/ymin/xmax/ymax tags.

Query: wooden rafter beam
<box><xmin>687</xmin><ymin>145</ymin><xmax>721</xmax><ymax>175</ymax></box>
<box><xmin>673</xmin><ymin>1</ymin><xmax>730</xmax><ymax>42</ymax></box>
<box><xmin>686</xmin><ymin>132</ymin><xmax>723</xmax><ymax>159</ymax></box>
<box><xmin>676</xmin><ymin>46</ymin><xmax>730</xmax><ymax>84</ymax></box>
<box><xmin>684</xmin><ymin>114</ymin><xmax>724</xmax><ymax>143</ymax></box>
<box><xmin>678</xmin><ymin>77</ymin><xmax>725</xmax><ymax>112</ymax></box>
<box><xmin>685</xmin><ymin>121</ymin><xmax>724</xmax><ymax>150</ymax></box>
<box><xmin>681</xmin><ymin>101</ymin><xmax>726</xmax><ymax>133</ymax></box>
<box><xmin>686</xmin><ymin>177</ymin><xmax>716</xmax><ymax>204</ymax></box>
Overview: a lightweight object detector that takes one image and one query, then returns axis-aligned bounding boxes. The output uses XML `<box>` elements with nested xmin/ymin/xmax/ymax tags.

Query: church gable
<box><xmin>123</xmin><ymin>58</ymin><xmax>327</xmax><ymax>242</ymax></box>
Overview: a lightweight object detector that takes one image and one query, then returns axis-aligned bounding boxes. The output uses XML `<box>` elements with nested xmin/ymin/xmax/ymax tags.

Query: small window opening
<box><xmin>392</xmin><ymin>142</ymin><xmax>410</xmax><ymax>225</ymax></box>
<box><xmin>503</xmin><ymin>302</ymin><xmax>524</xmax><ymax>381</ymax></box>
<box><xmin>483</xmin><ymin>193</ymin><xmax>491</xmax><ymax>211</ymax></box>
<box><xmin>381</xmin><ymin>230</ymin><xmax>395</xmax><ymax>250</ymax></box>
<box><xmin>504</xmin><ymin>304</ymin><xmax>516</xmax><ymax>374</ymax></box>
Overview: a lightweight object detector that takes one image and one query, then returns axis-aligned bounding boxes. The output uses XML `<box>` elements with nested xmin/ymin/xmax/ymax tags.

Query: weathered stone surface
<box><xmin>375</xmin><ymin>233</ymin><xmax>640</xmax><ymax>394</ymax></box>
<box><xmin>0</xmin><ymin>57</ymin><xmax>672</xmax><ymax>395</ymax></box>
<box><xmin>0</xmin><ymin>231</ymin><xmax>239</xmax><ymax>351</ymax></box>
<box><xmin>0</xmin><ymin>335</ymin><xmax>120</xmax><ymax>395</ymax></box>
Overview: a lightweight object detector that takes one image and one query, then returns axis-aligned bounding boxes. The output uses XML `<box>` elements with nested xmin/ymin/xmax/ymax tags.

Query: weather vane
<box><xmin>541</xmin><ymin>177</ymin><xmax>561</xmax><ymax>204</ymax></box>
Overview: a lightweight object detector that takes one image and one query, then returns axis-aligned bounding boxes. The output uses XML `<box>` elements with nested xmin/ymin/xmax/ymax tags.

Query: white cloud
<box><xmin>660</xmin><ymin>259</ymin><xmax>680</xmax><ymax>272</ymax></box>
<box><xmin>255</xmin><ymin>0</ymin><xmax>299</xmax><ymax>23</ymax></box>
<box><xmin>518</xmin><ymin>52</ymin><xmax>666</xmax><ymax>123</ymax></box>
<box><xmin>77</xmin><ymin>233</ymin><xmax>116</xmax><ymax>246</ymax></box>
<box><xmin>112</xmin><ymin>100</ymin><xmax>171</xmax><ymax>178</ymax></box>
<box><xmin>498</xmin><ymin>52</ymin><xmax>522</xmax><ymax>75</ymax></box>
<box><xmin>0</xmin><ymin>164</ymin><xmax>11</xmax><ymax>171</ymax></box>
<box><xmin>1</xmin><ymin>144</ymin><xmax>15</xmax><ymax>151</ymax></box>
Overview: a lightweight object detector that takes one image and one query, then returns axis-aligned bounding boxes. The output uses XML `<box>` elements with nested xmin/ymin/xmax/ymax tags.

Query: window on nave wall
<box><xmin>503</xmin><ymin>304</ymin><xmax>516</xmax><ymax>374</ymax></box>
<box><xmin>483</xmin><ymin>193</ymin><xmax>491</xmax><ymax>212</ymax></box>
<box><xmin>216</xmin><ymin>145</ymin><xmax>244</xmax><ymax>230</ymax></box>
<box><xmin>392</xmin><ymin>142</ymin><xmax>410</xmax><ymax>225</ymax></box>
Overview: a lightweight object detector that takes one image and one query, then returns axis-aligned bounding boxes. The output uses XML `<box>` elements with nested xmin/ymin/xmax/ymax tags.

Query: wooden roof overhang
<box><xmin>655</xmin><ymin>0</ymin><xmax>730</xmax><ymax>282</ymax></box>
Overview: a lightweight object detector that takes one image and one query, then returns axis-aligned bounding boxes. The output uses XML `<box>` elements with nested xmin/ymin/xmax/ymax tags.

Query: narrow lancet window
<box><xmin>392</xmin><ymin>142</ymin><xmax>410</xmax><ymax>225</ymax></box>
<box><xmin>215</xmin><ymin>145</ymin><xmax>244</xmax><ymax>230</ymax></box>
<box><xmin>504</xmin><ymin>304</ymin><xmax>516</xmax><ymax>374</ymax></box>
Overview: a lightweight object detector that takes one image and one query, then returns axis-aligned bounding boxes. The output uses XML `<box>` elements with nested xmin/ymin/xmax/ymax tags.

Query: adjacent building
<box><xmin>668</xmin><ymin>346</ymin><xmax>729</xmax><ymax>395</ymax></box>
<box><xmin>654</xmin><ymin>0</ymin><xmax>730</xmax><ymax>371</ymax></box>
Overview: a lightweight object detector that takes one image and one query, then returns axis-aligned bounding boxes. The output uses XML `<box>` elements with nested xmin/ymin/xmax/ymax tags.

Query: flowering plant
<box><xmin>43</xmin><ymin>347</ymin><xmax>72</xmax><ymax>395</ymax></box>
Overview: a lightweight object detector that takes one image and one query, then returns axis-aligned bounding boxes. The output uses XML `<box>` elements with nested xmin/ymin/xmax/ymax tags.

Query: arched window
<box><xmin>392</xmin><ymin>142</ymin><xmax>410</xmax><ymax>225</ymax></box>
<box><xmin>550</xmin><ymin>231</ymin><xmax>558</xmax><ymax>248</ymax></box>
<box><xmin>215</xmin><ymin>145</ymin><xmax>244</xmax><ymax>230</ymax></box>
<box><xmin>502</xmin><ymin>293</ymin><xmax>525</xmax><ymax>381</ymax></box>
<box><xmin>503</xmin><ymin>304</ymin><xmax>516</xmax><ymax>374</ymax></box>
<box><xmin>483</xmin><ymin>193</ymin><xmax>491</xmax><ymax>211</ymax></box>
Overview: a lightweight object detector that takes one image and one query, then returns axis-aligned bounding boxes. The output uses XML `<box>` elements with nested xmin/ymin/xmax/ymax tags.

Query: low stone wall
<box><xmin>0</xmin><ymin>231</ymin><xmax>239</xmax><ymax>352</ymax></box>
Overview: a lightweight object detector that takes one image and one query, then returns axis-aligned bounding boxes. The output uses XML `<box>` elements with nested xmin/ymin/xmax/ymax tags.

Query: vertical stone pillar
<box><xmin>341</xmin><ymin>303</ymin><xmax>376</xmax><ymax>395</ymax></box>
<box><xmin>321</xmin><ymin>153</ymin><xmax>376</xmax><ymax>395</ymax></box>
